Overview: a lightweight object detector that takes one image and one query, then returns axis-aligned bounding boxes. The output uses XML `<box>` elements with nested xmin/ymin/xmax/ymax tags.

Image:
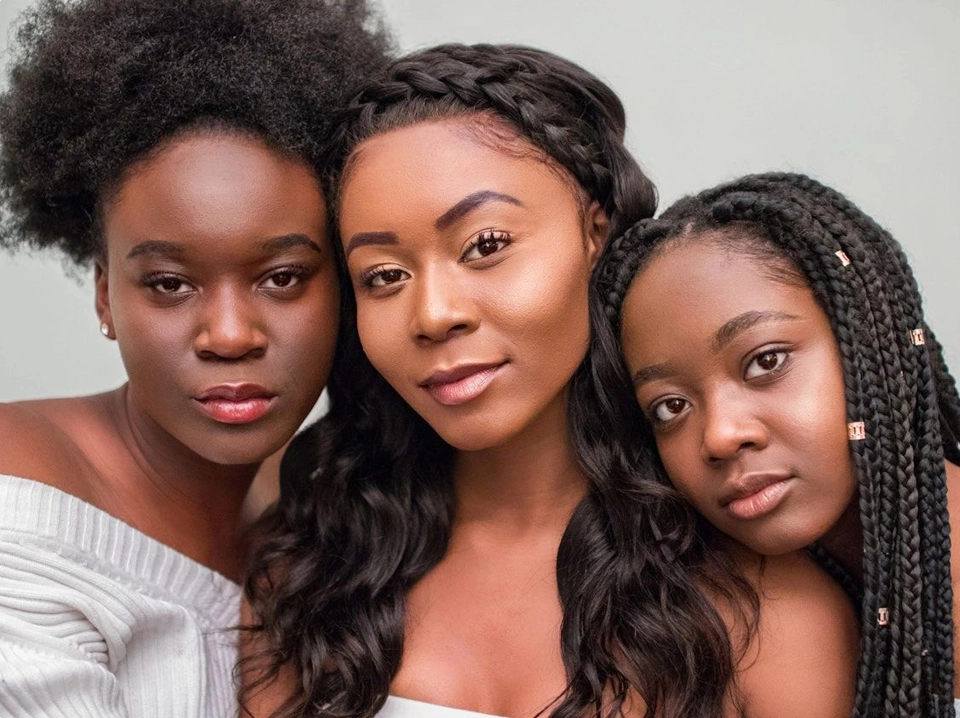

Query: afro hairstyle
<box><xmin>0</xmin><ymin>0</ymin><xmax>391</xmax><ymax>265</ymax></box>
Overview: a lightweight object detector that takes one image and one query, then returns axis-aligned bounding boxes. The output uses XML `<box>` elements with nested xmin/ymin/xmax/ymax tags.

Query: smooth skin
<box><xmin>0</xmin><ymin>132</ymin><xmax>339</xmax><ymax>581</ymax></box>
<box><xmin>621</xmin><ymin>237</ymin><xmax>858</xmax><ymax>557</ymax></box>
<box><xmin>622</xmin><ymin>231</ymin><xmax>960</xmax><ymax>699</ymax></box>
<box><xmin>245</xmin><ymin>119</ymin><xmax>858</xmax><ymax>716</ymax></box>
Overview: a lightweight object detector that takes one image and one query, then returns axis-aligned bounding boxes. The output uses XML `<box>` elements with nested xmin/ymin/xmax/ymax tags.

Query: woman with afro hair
<box><xmin>0</xmin><ymin>0</ymin><xmax>388</xmax><ymax>715</ymax></box>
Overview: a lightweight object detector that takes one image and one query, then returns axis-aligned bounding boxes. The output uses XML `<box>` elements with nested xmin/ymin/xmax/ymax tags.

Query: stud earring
<box><xmin>100</xmin><ymin>322</ymin><xmax>111</xmax><ymax>338</ymax></box>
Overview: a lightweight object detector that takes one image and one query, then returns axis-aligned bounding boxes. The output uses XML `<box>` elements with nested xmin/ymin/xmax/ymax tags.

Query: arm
<box><xmin>0</xmin><ymin>541</ymin><xmax>130</xmax><ymax>717</ymax></box>
<box><xmin>731</xmin><ymin>551</ymin><xmax>859</xmax><ymax>718</ymax></box>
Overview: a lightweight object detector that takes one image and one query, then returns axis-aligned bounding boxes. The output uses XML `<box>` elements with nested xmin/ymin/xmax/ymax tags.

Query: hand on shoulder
<box><xmin>730</xmin><ymin>550</ymin><xmax>859</xmax><ymax>718</ymax></box>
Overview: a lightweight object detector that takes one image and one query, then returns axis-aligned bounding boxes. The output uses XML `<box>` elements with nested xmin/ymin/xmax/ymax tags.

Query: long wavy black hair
<box><xmin>593</xmin><ymin>172</ymin><xmax>960</xmax><ymax>718</ymax></box>
<box><xmin>244</xmin><ymin>44</ymin><xmax>758</xmax><ymax>718</ymax></box>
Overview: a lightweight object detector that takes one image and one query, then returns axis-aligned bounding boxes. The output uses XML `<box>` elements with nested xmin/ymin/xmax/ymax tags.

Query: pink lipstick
<box><xmin>420</xmin><ymin>362</ymin><xmax>505</xmax><ymax>406</ymax></box>
<box><xmin>194</xmin><ymin>384</ymin><xmax>276</xmax><ymax>424</ymax></box>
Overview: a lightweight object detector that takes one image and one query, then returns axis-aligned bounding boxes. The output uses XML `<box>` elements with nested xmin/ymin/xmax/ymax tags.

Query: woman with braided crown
<box><xmin>243</xmin><ymin>45</ymin><xmax>857</xmax><ymax>718</ymax></box>
<box><xmin>0</xmin><ymin>0</ymin><xmax>387</xmax><ymax>715</ymax></box>
<box><xmin>592</xmin><ymin>171</ymin><xmax>960</xmax><ymax>717</ymax></box>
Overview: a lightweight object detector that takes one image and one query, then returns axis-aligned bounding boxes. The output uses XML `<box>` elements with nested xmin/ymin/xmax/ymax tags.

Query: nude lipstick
<box><xmin>718</xmin><ymin>473</ymin><xmax>793</xmax><ymax>521</ymax></box>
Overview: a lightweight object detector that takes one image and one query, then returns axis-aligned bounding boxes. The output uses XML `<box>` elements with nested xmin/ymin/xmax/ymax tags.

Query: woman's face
<box><xmin>96</xmin><ymin>131</ymin><xmax>338</xmax><ymax>466</ymax></box>
<box><xmin>619</xmin><ymin>235</ymin><xmax>856</xmax><ymax>555</ymax></box>
<box><xmin>339</xmin><ymin>118</ymin><xmax>606</xmax><ymax>451</ymax></box>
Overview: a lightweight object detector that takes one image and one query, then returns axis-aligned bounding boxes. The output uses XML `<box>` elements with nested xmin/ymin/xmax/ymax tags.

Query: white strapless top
<box><xmin>379</xmin><ymin>696</ymin><xmax>506</xmax><ymax>717</ymax></box>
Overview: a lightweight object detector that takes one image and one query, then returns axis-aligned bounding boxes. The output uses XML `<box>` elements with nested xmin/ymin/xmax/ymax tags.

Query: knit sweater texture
<box><xmin>0</xmin><ymin>474</ymin><xmax>241</xmax><ymax>717</ymax></box>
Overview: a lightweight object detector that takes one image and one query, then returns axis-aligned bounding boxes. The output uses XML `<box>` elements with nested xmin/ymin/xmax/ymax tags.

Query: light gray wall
<box><xmin>1</xmin><ymin>0</ymin><xmax>957</xmax><ymax>401</ymax></box>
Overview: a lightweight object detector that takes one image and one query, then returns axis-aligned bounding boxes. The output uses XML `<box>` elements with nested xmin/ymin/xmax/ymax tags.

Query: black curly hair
<box><xmin>0</xmin><ymin>0</ymin><xmax>391</xmax><ymax>266</ymax></box>
<box><xmin>593</xmin><ymin>172</ymin><xmax>960</xmax><ymax>718</ymax></box>
<box><xmin>245</xmin><ymin>43</ymin><xmax>759</xmax><ymax>718</ymax></box>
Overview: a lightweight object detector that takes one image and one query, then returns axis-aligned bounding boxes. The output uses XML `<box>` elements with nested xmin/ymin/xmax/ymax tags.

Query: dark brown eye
<box><xmin>477</xmin><ymin>239</ymin><xmax>500</xmax><ymax>256</ymax></box>
<box><xmin>268</xmin><ymin>272</ymin><xmax>294</xmax><ymax>288</ymax></box>
<box><xmin>463</xmin><ymin>230</ymin><xmax>511</xmax><ymax>261</ymax></box>
<box><xmin>367</xmin><ymin>267</ymin><xmax>410</xmax><ymax>287</ymax></box>
<box><xmin>745</xmin><ymin>350</ymin><xmax>789</xmax><ymax>379</ymax></box>
<box><xmin>653</xmin><ymin>397</ymin><xmax>689</xmax><ymax>423</ymax></box>
<box><xmin>757</xmin><ymin>353</ymin><xmax>779</xmax><ymax>370</ymax></box>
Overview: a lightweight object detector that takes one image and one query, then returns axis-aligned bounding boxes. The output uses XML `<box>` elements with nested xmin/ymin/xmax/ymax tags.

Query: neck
<box><xmin>453</xmin><ymin>391</ymin><xmax>587</xmax><ymax>537</ymax></box>
<box><xmin>100</xmin><ymin>385</ymin><xmax>259</xmax><ymax>579</ymax></box>
<box><xmin>817</xmin><ymin>496</ymin><xmax>864</xmax><ymax>584</ymax></box>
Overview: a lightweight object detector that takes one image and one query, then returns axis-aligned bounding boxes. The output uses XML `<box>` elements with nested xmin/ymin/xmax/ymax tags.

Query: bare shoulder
<box><xmin>0</xmin><ymin>397</ymin><xmax>102</xmax><ymax>499</ymax></box>
<box><xmin>732</xmin><ymin>550</ymin><xmax>858</xmax><ymax>718</ymax></box>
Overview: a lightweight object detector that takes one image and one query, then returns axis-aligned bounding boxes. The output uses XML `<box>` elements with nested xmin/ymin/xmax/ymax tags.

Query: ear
<box><xmin>94</xmin><ymin>259</ymin><xmax>114</xmax><ymax>340</ymax></box>
<box><xmin>583</xmin><ymin>200</ymin><xmax>610</xmax><ymax>270</ymax></box>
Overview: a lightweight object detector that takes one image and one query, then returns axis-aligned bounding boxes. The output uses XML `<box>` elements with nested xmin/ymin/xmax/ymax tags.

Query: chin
<box><xmin>736</xmin><ymin>529</ymin><xmax>812</xmax><ymax>557</ymax></box>
<box><xmin>189</xmin><ymin>430</ymin><xmax>287</xmax><ymax>467</ymax></box>
<box><xmin>427</xmin><ymin>417</ymin><xmax>512</xmax><ymax>453</ymax></box>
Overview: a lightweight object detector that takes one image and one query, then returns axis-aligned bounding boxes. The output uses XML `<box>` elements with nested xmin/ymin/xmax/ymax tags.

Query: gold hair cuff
<box><xmin>847</xmin><ymin>421</ymin><xmax>866</xmax><ymax>440</ymax></box>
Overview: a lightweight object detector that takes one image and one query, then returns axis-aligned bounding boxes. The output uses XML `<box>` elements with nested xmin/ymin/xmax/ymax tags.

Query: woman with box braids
<box><xmin>245</xmin><ymin>46</ymin><xmax>858</xmax><ymax>718</ymax></box>
<box><xmin>593</xmin><ymin>171</ymin><xmax>960</xmax><ymax>717</ymax></box>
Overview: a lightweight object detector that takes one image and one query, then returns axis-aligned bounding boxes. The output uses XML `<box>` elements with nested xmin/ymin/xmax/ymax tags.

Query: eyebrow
<box><xmin>632</xmin><ymin>363</ymin><xmax>673</xmax><ymax>388</ymax></box>
<box><xmin>343</xmin><ymin>230</ymin><xmax>399</xmax><ymax>258</ymax></box>
<box><xmin>343</xmin><ymin>191</ymin><xmax>524</xmax><ymax>258</ymax></box>
<box><xmin>125</xmin><ymin>234</ymin><xmax>322</xmax><ymax>261</ymax></box>
<box><xmin>261</xmin><ymin>233</ymin><xmax>323</xmax><ymax>254</ymax></box>
<box><xmin>434</xmin><ymin>190</ymin><xmax>524</xmax><ymax>230</ymax></box>
<box><xmin>631</xmin><ymin>310</ymin><xmax>800</xmax><ymax>388</ymax></box>
<box><xmin>713</xmin><ymin>310</ymin><xmax>800</xmax><ymax>350</ymax></box>
<box><xmin>126</xmin><ymin>240</ymin><xmax>185</xmax><ymax>260</ymax></box>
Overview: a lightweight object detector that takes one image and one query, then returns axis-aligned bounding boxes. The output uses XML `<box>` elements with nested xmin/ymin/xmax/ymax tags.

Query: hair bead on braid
<box><xmin>593</xmin><ymin>171</ymin><xmax>960</xmax><ymax>718</ymax></box>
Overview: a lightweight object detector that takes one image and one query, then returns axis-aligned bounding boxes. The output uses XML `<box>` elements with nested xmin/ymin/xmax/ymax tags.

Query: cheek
<box><xmin>488</xmin><ymin>250</ymin><xmax>592</xmax><ymax>352</ymax></box>
<box><xmin>279</xmin><ymin>289</ymin><xmax>340</xmax><ymax>381</ymax></box>
<box><xmin>355</xmin><ymin>298</ymin><xmax>405</xmax><ymax>382</ymax></box>
<box><xmin>656</xmin><ymin>434</ymin><xmax>706</xmax><ymax>504</ymax></box>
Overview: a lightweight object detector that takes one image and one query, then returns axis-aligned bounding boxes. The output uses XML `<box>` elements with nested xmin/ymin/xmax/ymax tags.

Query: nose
<box><xmin>194</xmin><ymin>286</ymin><xmax>267</xmax><ymax>360</ymax></box>
<box><xmin>699</xmin><ymin>394</ymin><xmax>768</xmax><ymax>464</ymax></box>
<box><xmin>410</xmin><ymin>268</ymin><xmax>478</xmax><ymax>343</ymax></box>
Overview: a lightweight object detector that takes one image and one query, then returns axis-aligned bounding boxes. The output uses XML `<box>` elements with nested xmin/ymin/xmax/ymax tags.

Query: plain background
<box><xmin>0</xmin><ymin>0</ymin><xmax>957</xmax><ymax>402</ymax></box>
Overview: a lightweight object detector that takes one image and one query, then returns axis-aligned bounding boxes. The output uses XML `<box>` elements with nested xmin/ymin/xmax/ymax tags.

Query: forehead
<box><xmin>339</xmin><ymin>119</ymin><xmax>579</xmax><ymax>228</ymax></box>
<box><xmin>103</xmin><ymin>132</ymin><xmax>325</xmax><ymax>255</ymax></box>
<box><xmin>622</xmin><ymin>238</ymin><xmax>820</xmax><ymax>349</ymax></box>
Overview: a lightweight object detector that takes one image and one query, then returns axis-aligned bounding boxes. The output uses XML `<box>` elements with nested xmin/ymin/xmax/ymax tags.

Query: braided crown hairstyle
<box><xmin>326</xmin><ymin>43</ymin><xmax>657</xmax><ymax>238</ymax></box>
<box><xmin>593</xmin><ymin>172</ymin><xmax>960</xmax><ymax>718</ymax></box>
<box><xmin>245</xmin><ymin>44</ymin><xmax>755</xmax><ymax>717</ymax></box>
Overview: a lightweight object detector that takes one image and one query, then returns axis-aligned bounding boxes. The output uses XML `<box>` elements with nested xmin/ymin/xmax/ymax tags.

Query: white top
<box><xmin>380</xmin><ymin>696</ymin><xmax>505</xmax><ymax>717</ymax></box>
<box><xmin>0</xmin><ymin>474</ymin><xmax>242</xmax><ymax>718</ymax></box>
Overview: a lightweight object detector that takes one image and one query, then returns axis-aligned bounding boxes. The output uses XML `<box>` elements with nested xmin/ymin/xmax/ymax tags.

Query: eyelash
<box><xmin>141</xmin><ymin>265</ymin><xmax>312</xmax><ymax>297</ymax></box>
<box><xmin>645</xmin><ymin>348</ymin><xmax>793</xmax><ymax>427</ymax></box>
<box><xmin>743</xmin><ymin>348</ymin><xmax>791</xmax><ymax>380</ymax></box>
<box><xmin>358</xmin><ymin>230</ymin><xmax>513</xmax><ymax>291</ymax></box>
<box><xmin>461</xmin><ymin>229</ymin><xmax>512</xmax><ymax>262</ymax></box>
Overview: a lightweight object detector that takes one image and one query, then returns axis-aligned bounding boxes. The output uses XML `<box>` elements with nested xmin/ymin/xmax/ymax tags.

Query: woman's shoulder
<box><xmin>0</xmin><ymin>395</ymin><xmax>108</xmax><ymax>500</ymax></box>
<box><xmin>731</xmin><ymin>549</ymin><xmax>859</xmax><ymax>717</ymax></box>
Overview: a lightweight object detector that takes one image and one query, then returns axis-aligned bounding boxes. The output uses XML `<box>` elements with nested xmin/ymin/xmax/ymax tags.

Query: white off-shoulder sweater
<box><xmin>0</xmin><ymin>474</ymin><xmax>241</xmax><ymax>717</ymax></box>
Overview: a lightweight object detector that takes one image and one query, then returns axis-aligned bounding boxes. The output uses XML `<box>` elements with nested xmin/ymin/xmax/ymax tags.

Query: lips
<box><xmin>419</xmin><ymin>362</ymin><xmax>506</xmax><ymax>406</ymax></box>
<box><xmin>718</xmin><ymin>472</ymin><xmax>793</xmax><ymax>521</ymax></box>
<box><xmin>193</xmin><ymin>383</ymin><xmax>277</xmax><ymax>424</ymax></box>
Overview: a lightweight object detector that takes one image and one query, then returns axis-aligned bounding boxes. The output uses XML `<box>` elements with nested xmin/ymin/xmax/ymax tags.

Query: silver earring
<box><xmin>100</xmin><ymin>322</ymin><xmax>111</xmax><ymax>338</ymax></box>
